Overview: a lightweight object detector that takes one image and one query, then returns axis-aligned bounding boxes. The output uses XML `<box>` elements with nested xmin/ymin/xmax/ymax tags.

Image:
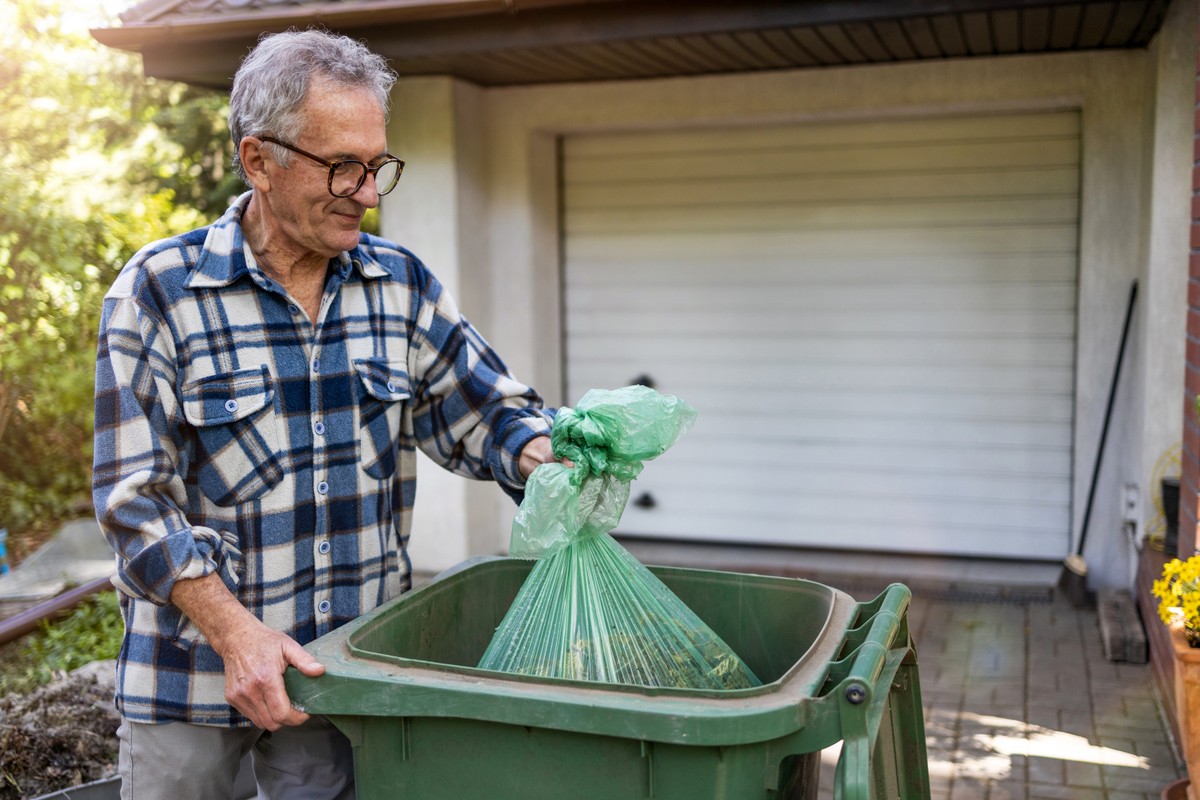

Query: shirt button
<box><xmin>316</xmin><ymin>481</ymin><xmax>329</xmax><ymax>495</ymax></box>
<box><xmin>288</xmin><ymin>304</ymin><xmax>300</xmax><ymax>315</ymax></box>
<box><xmin>314</xmin><ymin>420</ymin><xmax>326</xmax><ymax>436</ymax></box>
<box><xmin>318</xmin><ymin>600</ymin><xmax>331</xmax><ymax>614</ymax></box>
<box><xmin>318</xmin><ymin>540</ymin><xmax>331</xmax><ymax>555</ymax></box>
<box><xmin>386</xmin><ymin>380</ymin><xmax>396</xmax><ymax>393</ymax></box>
<box><xmin>224</xmin><ymin>399</ymin><xmax>238</xmax><ymax>413</ymax></box>
<box><xmin>312</xmin><ymin>358</ymin><xmax>320</xmax><ymax>373</ymax></box>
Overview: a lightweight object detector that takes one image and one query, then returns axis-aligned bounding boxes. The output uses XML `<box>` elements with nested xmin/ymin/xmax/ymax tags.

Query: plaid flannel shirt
<box><xmin>93</xmin><ymin>192</ymin><xmax>552</xmax><ymax>726</ymax></box>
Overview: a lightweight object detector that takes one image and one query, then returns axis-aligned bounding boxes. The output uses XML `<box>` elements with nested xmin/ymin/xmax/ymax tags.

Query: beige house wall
<box><xmin>382</xmin><ymin>28</ymin><xmax>1192</xmax><ymax>589</ymax></box>
<box><xmin>1136</xmin><ymin>0</ymin><xmax>1193</xmax><ymax>576</ymax></box>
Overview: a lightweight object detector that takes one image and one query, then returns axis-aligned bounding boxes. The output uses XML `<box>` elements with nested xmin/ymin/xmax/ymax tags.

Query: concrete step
<box><xmin>0</xmin><ymin>519</ymin><xmax>114</xmax><ymax>619</ymax></box>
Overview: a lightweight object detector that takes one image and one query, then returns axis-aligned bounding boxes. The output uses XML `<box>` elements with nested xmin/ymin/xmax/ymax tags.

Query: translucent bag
<box><xmin>478</xmin><ymin>386</ymin><xmax>760</xmax><ymax>690</ymax></box>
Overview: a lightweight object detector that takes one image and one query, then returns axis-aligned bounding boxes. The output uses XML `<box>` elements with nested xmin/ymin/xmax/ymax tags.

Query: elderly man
<box><xmin>93</xmin><ymin>29</ymin><xmax>555</xmax><ymax>798</ymax></box>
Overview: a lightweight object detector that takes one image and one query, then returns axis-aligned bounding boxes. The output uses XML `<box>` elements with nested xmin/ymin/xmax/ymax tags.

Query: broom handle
<box><xmin>1075</xmin><ymin>279</ymin><xmax>1138</xmax><ymax>557</ymax></box>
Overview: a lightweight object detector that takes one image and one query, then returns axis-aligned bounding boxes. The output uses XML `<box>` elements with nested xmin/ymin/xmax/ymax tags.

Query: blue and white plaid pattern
<box><xmin>93</xmin><ymin>193</ymin><xmax>552</xmax><ymax>725</ymax></box>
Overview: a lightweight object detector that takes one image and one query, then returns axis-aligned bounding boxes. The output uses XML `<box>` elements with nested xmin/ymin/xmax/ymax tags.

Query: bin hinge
<box><xmin>400</xmin><ymin>716</ymin><xmax>411</xmax><ymax>762</ymax></box>
<box><xmin>640</xmin><ymin>740</ymin><xmax>655</xmax><ymax>798</ymax></box>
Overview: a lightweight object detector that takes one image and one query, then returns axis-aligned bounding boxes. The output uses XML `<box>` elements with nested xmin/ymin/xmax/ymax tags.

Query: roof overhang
<box><xmin>91</xmin><ymin>0</ymin><xmax>1173</xmax><ymax>90</ymax></box>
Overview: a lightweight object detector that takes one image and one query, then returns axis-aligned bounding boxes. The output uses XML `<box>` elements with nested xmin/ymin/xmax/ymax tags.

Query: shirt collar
<box><xmin>185</xmin><ymin>191</ymin><xmax>390</xmax><ymax>289</ymax></box>
<box><xmin>334</xmin><ymin>250</ymin><xmax>391</xmax><ymax>281</ymax></box>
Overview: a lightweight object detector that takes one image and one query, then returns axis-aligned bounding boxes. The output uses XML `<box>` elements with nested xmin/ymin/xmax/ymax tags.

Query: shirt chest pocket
<box><xmin>182</xmin><ymin>365</ymin><xmax>285</xmax><ymax>506</ymax></box>
<box><xmin>354</xmin><ymin>358</ymin><xmax>410</xmax><ymax>480</ymax></box>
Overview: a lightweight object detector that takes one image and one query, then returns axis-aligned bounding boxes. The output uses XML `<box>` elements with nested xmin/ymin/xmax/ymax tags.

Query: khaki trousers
<box><xmin>117</xmin><ymin>715</ymin><xmax>355</xmax><ymax>799</ymax></box>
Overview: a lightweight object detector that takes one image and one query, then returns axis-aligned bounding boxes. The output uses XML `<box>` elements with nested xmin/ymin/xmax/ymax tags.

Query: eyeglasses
<box><xmin>258</xmin><ymin>136</ymin><xmax>404</xmax><ymax>198</ymax></box>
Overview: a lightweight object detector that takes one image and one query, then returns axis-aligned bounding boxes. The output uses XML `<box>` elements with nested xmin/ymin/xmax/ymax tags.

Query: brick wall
<box><xmin>1186</xmin><ymin>0</ymin><xmax>1200</xmax><ymax>557</ymax></box>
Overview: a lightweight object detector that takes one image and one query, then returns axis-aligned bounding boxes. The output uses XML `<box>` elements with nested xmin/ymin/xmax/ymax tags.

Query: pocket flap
<box><xmin>354</xmin><ymin>359</ymin><xmax>411</xmax><ymax>402</ymax></box>
<box><xmin>182</xmin><ymin>365</ymin><xmax>275</xmax><ymax>426</ymax></box>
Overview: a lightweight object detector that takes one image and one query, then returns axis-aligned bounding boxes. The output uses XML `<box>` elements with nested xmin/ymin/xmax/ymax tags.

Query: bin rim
<box><xmin>286</xmin><ymin>556</ymin><xmax>866</xmax><ymax>747</ymax></box>
<box><xmin>351</xmin><ymin>556</ymin><xmax>841</xmax><ymax>699</ymax></box>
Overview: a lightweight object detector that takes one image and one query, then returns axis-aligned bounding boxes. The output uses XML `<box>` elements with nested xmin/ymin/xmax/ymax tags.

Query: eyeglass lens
<box><xmin>331</xmin><ymin>160</ymin><xmax>402</xmax><ymax>197</ymax></box>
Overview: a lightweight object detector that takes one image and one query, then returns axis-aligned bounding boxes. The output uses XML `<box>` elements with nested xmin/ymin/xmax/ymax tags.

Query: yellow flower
<box><xmin>1155</xmin><ymin>557</ymin><xmax>1200</xmax><ymax>637</ymax></box>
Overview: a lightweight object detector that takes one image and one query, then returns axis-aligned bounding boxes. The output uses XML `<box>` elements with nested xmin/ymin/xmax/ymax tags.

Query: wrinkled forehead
<box><xmin>299</xmin><ymin>74</ymin><xmax>386</xmax><ymax>117</ymax></box>
<box><xmin>296</xmin><ymin>77</ymin><xmax>389</xmax><ymax>154</ymax></box>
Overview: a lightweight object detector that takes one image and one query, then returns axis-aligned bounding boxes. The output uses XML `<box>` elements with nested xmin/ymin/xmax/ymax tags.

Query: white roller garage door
<box><xmin>561</xmin><ymin>111</ymin><xmax>1079</xmax><ymax>559</ymax></box>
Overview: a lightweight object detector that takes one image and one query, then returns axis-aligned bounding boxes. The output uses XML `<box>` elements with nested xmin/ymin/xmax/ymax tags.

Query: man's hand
<box><xmin>170</xmin><ymin>572</ymin><xmax>324</xmax><ymax>730</ymax></box>
<box><xmin>517</xmin><ymin>434</ymin><xmax>557</xmax><ymax>480</ymax></box>
<box><xmin>217</xmin><ymin>617</ymin><xmax>324</xmax><ymax>730</ymax></box>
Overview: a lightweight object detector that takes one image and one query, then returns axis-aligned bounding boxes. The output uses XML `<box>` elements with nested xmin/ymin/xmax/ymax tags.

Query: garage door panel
<box><xmin>665</xmin><ymin>437</ymin><xmax>1071</xmax><ymax>478</ymax></box>
<box><xmin>687</xmin><ymin>416</ymin><xmax>1072</xmax><ymax>449</ymax></box>
<box><xmin>566</xmin><ymin>226</ymin><xmax>1079</xmax><ymax>258</ymax></box>
<box><xmin>568</xmin><ymin>140</ymin><xmax>1079</xmax><ymax>183</ymax></box>
<box><xmin>612</xmin><ymin>512</ymin><xmax>1065</xmax><ymax>559</ymax></box>
<box><xmin>568</xmin><ymin>334</ymin><xmax>1076</xmax><ymax>367</ymax></box>
<box><xmin>565</xmin><ymin>309</ymin><xmax>1077</xmax><ymax>338</ymax></box>
<box><xmin>641</xmin><ymin>465</ymin><xmax>1070</xmax><ymax>505</ymax></box>
<box><xmin>572</xmin><ymin>373</ymin><xmax>1072</xmax><ymax>410</ymax></box>
<box><xmin>566</xmin><ymin>111</ymin><xmax>1079</xmax><ymax>157</ymax></box>
<box><xmin>564</xmin><ymin>375</ymin><xmax>1073</xmax><ymax>428</ymax></box>
<box><xmin>648</xmin><ymin>388</ymin><xmax>1074</xmax><ymax>424</ymax></box>
<box><xmin>671</xmin><ymin>415</ymin><xmax>1073</xmax><ymax>451</ymax></box>
<box><xmin>566</xmin><ymin>283</ymin><xmax>1077</xmax><ymax>313</ymax></box>
<box><xmin>570</xmin><ymin>254</ymin><xmax>1079</xmax><ymax>285</ymax></box>
<box><xmin>567</xmin><ymin>196</ymin><xmax>1080</xmax><ymax>233</ymax></box>
<box><xmin>569</xmin><ymin>168</ymin><xmax>1081</xmax><ymax>208</ymax></box>
<box><xmin>619</xmin><ymin>484</ymin><xmax>1067</xmax><ymax>530</ymax></box>
<box><xmin>562</xmin><ymin>111</ymin><xmax>1079</xmax><ymax>558</ymax></box>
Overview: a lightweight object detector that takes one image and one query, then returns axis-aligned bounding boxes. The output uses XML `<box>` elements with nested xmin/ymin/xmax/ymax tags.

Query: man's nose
<box><xmin>352</xmin><ymin>172</ymin><xmax>380</xmax><ymax>207</ymax></box>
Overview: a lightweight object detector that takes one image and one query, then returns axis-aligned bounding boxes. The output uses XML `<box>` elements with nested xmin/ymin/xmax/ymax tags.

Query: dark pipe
<box><xmin>0</xmin><ymin>575</ymin><xmax>114</xmax><ymax>647</ymax></box>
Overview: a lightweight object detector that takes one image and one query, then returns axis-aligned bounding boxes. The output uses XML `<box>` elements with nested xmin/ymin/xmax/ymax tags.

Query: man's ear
<box><xmin>239</xmin><ymin>137</ymin><xmax>271</xmax><ymax>192</ymax></box>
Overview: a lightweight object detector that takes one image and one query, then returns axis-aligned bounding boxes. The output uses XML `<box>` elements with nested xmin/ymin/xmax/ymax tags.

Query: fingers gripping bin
<box><xmin>285</xmin><ymin>557</ymin><xmax>931</xmax><ymax>800</ymax></box>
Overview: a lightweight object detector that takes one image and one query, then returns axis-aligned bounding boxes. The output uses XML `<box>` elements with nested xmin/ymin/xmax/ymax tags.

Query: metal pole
<box><xmin>0</xmin><ymin>575</ymin><xmax>114</xmax><ymax>647</ymax></box>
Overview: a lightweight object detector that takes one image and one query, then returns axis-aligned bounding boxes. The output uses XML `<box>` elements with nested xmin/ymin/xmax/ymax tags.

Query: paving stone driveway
<box><xmin>818</xmin><ymin>593</ymin><xmax>1184</xmax><ymax>799</ymax></box>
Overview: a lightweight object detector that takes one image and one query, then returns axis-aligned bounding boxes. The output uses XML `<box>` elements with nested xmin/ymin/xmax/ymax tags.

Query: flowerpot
<box><xmin>1171</xmin><ymin>624</ymin><xmax>1200</xmax><ymax>785</ymax></box>
<box><xmin>1161</xmin><ymin>777</ymin><xmax>1189</xmax><ymax>800</ymax></box>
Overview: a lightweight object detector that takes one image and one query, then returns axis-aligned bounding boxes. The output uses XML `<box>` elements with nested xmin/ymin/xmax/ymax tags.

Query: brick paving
<box><xmin>819</xmin><ymin>592</ymin><xmax>1185</xmax><ymax>799</ymax></box>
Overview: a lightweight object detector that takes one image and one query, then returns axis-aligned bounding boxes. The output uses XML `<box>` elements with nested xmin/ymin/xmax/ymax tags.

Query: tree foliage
<box><xmin>0</xmin><ymin>0</ymin><xmax>238</xmax><ymax>545</ymax></box>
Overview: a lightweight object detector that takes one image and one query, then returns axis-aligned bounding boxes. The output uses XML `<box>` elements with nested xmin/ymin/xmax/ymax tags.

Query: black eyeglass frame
<box><xmin>258</xmin><ymin>135</ymin><xmax>404</xmax><ymax>198</ymax></box>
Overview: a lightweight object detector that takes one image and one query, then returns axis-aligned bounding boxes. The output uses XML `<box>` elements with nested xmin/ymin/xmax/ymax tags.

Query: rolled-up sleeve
<box><xmin>92</xmin><ymin>290</ymin><xmax>235</xmax><ymax>605</ymax></box>
<box><xmin>408</xmin><ymin>270</ymin><xmax>553</xmax><ymax>500</ymax></box>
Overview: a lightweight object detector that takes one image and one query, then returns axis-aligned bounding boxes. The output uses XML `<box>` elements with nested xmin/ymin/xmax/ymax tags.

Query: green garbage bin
<box><xmin>285</xmin><ymin>556</ymin><xmax>930</xmax><ymax>799</ymax></box>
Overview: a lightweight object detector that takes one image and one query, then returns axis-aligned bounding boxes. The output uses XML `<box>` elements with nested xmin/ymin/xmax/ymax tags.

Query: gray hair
<box><xmin>229</xmin><ymin>29</ymin><xmax>397</xmax><ymax>183</ymax></box>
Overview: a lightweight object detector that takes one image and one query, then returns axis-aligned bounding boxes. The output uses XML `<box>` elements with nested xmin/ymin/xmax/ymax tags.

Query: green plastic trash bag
<box><xmin>478</xmin><ymin>385</ymin><xmax>761</xmax><ymax>690</ymax></box>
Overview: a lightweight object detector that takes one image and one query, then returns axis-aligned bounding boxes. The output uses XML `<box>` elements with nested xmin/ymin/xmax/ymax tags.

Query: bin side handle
<box><xmin>765</xmin><ymin>584</ymin><xmax>919</xmax><ymax>795</ymax></box>
<box><xmin>836</xmin><ymin>578</ymin><xmax>910</xmax><ymax>656</ymax></box>
<box><xmin>829</xmin><ymin>583</ymin><xmax>911</xmax><ymax>693</ymax></box>
<box><xmin>833</xmin><ymin>647</ymin><xmax>908</xmax><ymax>800</ymax></box>
<box><xmin>831</xmin><ymin>583</ymin><xmax>929</xmax><ymax>800</ymax></box>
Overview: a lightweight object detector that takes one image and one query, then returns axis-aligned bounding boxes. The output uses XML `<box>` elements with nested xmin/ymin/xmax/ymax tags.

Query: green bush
<box><xmin>0</xmin><ymin>591</ymin><xmax>122</xmax><ymax>697</ymax></box>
